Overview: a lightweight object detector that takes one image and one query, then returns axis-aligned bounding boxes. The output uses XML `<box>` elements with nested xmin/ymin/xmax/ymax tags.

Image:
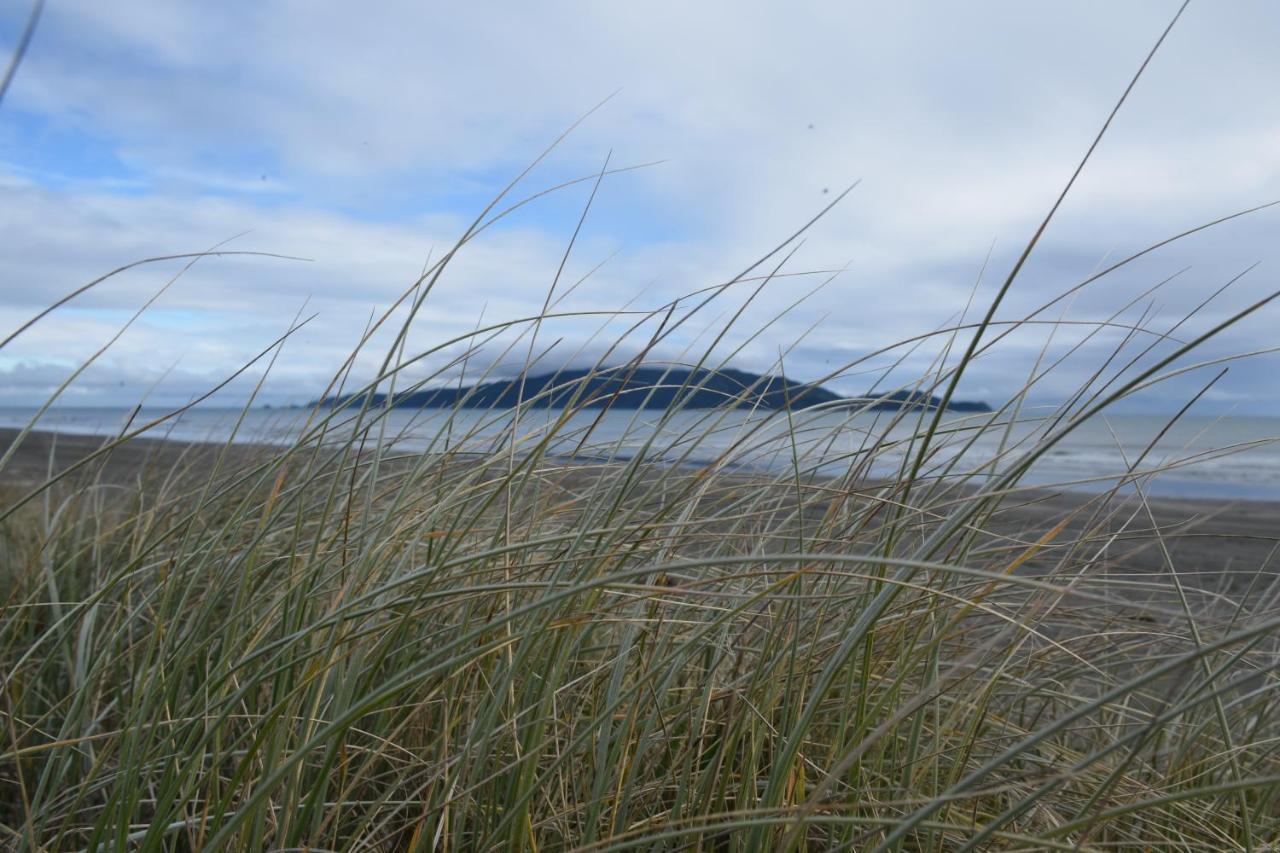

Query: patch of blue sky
<box><xmin>0</xmin><ymin>4</ymin><xmax>34</xmax><ymax>43</ymax></box>
<box><xmin>51</xmin><ymin>307</ymin><xmax>229</xmax><ymax>332</ymax></box>
<box><xmin>0</xmin><ymin>108</ymin><xmax>686</xmax><ymax>247</ymax></box>
<box><xmin>0</xmin><ymin>109</ymin><xmax>146</xmax><ymax>193</ymax></box>
<box><xmin>0</xmin><ymin>106</ymin><xmax>297</xmax><ymax>204</ymax></box>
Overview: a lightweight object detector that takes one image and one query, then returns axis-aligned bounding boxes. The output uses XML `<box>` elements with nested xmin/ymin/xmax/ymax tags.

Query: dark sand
<box><xmin>0</xmin><ymin>426</ymin><xmax>267</xmax><ymax>489</ymax></box>
<box><xmin>4</xmin><ymin>427</ymin><xmax>1277</xmax><ymax>597</ymax></box>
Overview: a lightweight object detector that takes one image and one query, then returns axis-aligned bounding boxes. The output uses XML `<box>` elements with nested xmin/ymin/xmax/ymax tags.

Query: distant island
<box><xmin>315</xmin><ymin>366</ymin><xmax>991</xmax><ymax>413</ymax></box>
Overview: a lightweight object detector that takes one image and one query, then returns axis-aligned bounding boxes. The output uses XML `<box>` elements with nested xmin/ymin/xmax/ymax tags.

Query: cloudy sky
<box><xmin>1</xmin><ymin>0</ymin><xmax>1278</xmax><ymax>411</ymax></box>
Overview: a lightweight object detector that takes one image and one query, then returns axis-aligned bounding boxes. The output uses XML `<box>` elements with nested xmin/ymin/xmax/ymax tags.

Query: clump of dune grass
<box><xmin>5</xmin><ymin>12</ymin><xmax>1280</xmax><ymax>851</ymax></box>
<box><xmin>6</xmin><ymin>292</ymin><xmax>1280</xmax><ymax>852</ymax></box>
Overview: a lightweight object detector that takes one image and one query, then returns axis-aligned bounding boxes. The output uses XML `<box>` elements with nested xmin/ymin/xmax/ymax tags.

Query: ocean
<box><xmin>2</xmin><ymin>405</ymin><xmax>1278</xmax><ymax>501</ymax></box>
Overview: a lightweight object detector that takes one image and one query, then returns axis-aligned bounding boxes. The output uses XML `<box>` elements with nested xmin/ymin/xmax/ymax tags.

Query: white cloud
<box><xmin>2</xmin><ymin>0</ymin><xmax>1280</xmax><ymax>410</ymax></box>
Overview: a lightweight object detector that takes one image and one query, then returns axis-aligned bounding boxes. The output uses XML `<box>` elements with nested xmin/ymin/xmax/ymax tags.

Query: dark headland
<box><xmin>315</xmin><ymin>366</ymin><xmax>992</xmax><ymax>412</ymax></box>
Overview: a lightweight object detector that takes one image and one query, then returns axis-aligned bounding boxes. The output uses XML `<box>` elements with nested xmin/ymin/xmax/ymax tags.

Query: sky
<box><xmin>1</xmin><ymin>0</ymin><xmax>1279</xmax><ymax>412</ymax></box>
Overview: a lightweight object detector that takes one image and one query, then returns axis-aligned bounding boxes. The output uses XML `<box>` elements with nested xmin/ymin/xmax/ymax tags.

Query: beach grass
<box><xmin>5</xmin><ymin>13</ymin><xmax>1280</xmax><ymax>849</ymax></box>
<box><xmin>5</xmin><ymin>220</ymin><xmax>1280</xmax><ymax>852</ymax></box>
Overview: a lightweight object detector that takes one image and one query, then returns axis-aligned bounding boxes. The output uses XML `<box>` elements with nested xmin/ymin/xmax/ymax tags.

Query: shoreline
<box><xmin>4</xmin><ymin>407</ymin><xmax>1278</xmax><ymax>504</ymax></box>
<box><xmin>4</xmin><ymin>426</ymin><xmax>1278</xmax><ymax>596</ymax></box>
<box><xmin>5</xmin><ymin>423</ymin><xmax>1279</xmax><ymax>506</ymax></box>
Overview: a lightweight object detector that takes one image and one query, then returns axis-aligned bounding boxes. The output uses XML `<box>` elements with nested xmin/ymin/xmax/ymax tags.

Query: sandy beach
<box><xmin>0</xmin><ymin>425</ymin><xmax>272</xmax><ymax>487</ymax></box>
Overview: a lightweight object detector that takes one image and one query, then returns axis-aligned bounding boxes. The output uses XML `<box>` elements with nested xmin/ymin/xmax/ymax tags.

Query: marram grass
<box><xmin>5</xmin><ymin>16</ymin><xmax>1280</xmax><ymax>845</ymax></box>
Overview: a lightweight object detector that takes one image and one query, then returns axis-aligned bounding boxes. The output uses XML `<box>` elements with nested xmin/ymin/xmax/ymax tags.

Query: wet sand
<box><xmin>0</xmin><ymin>426</ymin><xmax>268</xmax><ymax>489</ymax></box>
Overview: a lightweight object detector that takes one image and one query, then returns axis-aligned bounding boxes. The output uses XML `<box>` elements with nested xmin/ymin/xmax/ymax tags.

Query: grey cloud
<box><xmin>2</xmin><ymin>0</ymin><xmax>1280</xmax><ymax>411</ymax></box>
